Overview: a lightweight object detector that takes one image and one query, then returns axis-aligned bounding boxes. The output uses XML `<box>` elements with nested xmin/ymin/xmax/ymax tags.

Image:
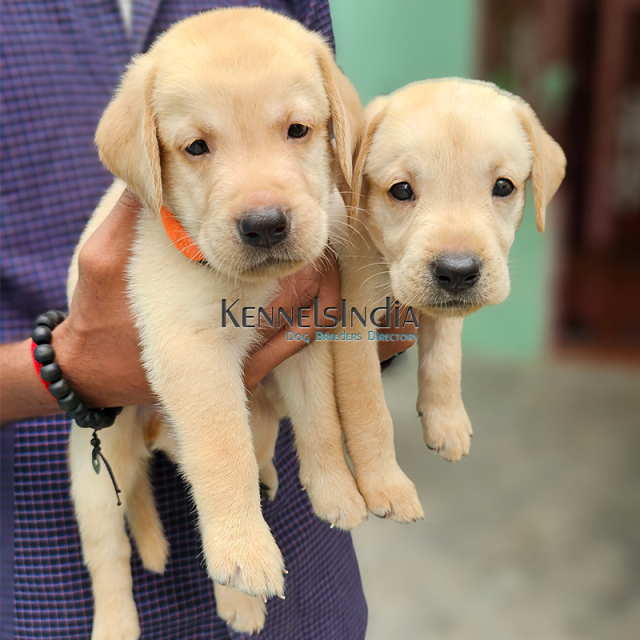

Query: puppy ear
<box><xmin>516</xmin><ymin>100</ymin><xmax>566</xmax><ymax>232</ymax></box>
<box><xmin>95</xmin><ymin>54</ymin><xmax>162</xmax><ymax>214</ymax></box>
<box><xmin>315</xmin><ymin>44</ymin><xmax>362</xmax><ymax>188</ymax></box>
<box><xmin>350</xmin><ymin>97</ymin><xmax>389</xmax><ymax>228</ymax></box>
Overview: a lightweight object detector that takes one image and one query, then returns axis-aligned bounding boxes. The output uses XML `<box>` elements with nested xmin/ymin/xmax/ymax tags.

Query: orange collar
<box><xmin>160</xmin><ymin>205</ymin><xmax>206</xmax><ymax>263</ymax></box>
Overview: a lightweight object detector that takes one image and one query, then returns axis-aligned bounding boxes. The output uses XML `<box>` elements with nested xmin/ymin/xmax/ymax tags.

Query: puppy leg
<box><xmin>144</xmin><ymin>332</ymin><xmax>284</xmax><ymax>599</ymax></box>
<box><xmin>417</xmin><ymin>314</ymin><xmax>472</xmax><ymax>461</ymax></box>
<box><xmin>125</xmin><ymin>454</ymin><xmax>169</xmax><ymax>575</ymax></box>
<box><xmin>212</xmin><ymin>386</ymin><xmax>280</xmax><ymax>633</ymax></box>
<box><xmin>333</xmin><ymin>334</ymin><xmax>424</xmax><ymax>523</ymax></box>
<box><xmin>250</xmin><ymin>385</ymin><xmax>280</xmax><ymax>501</ymax></box>
<box><xmin>274</xmin><ymin>340</ymin><xmax>368</xmax><ymax>530</ymax></box>
<box><xmin>70</xmin><ymin>407</ymin><xmax>147</xmax><ymax>640</ymax></box>
<box><xmin>214</xmin><ymin>583</ymin><xmax>267</xmax><ymax>634</ymax></box>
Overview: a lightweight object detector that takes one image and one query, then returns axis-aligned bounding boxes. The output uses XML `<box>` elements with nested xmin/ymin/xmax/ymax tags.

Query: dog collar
<box><xmin>160</xmin><ymin>205</ymin><xmax>206</xmax><ymax>263</ymax></box>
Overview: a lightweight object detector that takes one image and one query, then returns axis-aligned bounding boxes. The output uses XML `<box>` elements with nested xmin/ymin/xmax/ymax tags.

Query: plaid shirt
<box><xmin>0</xmin><ymin>2</ymin><xmax>367</xmax><ymax>638</ymax></box>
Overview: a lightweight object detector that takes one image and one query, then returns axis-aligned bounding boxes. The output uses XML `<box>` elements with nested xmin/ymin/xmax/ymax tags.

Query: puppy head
<box><xmin>95</xmin><ymin>8</ymin><xmax>361</xmax><ymax>280</ymax></box>
<box><xmin>352</xmin><ymin>79</ymin><xmax>565</xmax><ymax>316</ymax></box>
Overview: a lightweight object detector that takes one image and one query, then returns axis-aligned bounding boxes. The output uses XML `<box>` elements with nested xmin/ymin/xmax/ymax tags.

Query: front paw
<box><xmin>303</xmin><ymin>469</ymin><xmax>368</xmax><ymax>530</ymax></box>
<box><xmin>419</xmin><ymin>403</ymin><xmax>472</xmax><ymax>462</ymax></box>
<box><xmin>214</xmin><ymin>583</ymin><xmax>267</xmax><ymax>634</ymax></box>
<box><xmin>203</xmin><ymin>520</ymin><xmax>285</xmax><ymax>599</ymax></box>
<box><xmin>357</xmin><ymin>464</ymin><xmax>424</xmax><ymax>523</ymax></box>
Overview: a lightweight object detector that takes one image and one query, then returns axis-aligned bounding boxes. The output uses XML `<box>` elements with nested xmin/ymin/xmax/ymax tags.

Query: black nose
<box><xmin>238</xmin><ymin>207</ymin><xmax>289</xmax><ymax>248</ymax></box>
<box><xmin>432</xmin><ymin>254</ymin><xmax>481</xmax><ymax>293</ymax></box>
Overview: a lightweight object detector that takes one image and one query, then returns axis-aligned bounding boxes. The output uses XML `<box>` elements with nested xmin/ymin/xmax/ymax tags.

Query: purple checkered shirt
<box><xmin>0</xmin><ymin>2</ymin><xmax>367</xmax><ymax>638</ymax></box>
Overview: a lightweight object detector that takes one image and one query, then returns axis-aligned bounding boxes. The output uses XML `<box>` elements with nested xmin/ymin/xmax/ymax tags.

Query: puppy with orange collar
<box><xmin>66</xmin><ymin>8</ymin><xmax>381</xmax><ymax>638</ymax></box>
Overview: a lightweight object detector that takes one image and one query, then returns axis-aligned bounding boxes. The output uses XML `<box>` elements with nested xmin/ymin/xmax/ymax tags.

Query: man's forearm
<box><xmin>0</xmin><ymin>340</ymin><xmax>61</xmax><ymax>424</ymax></box>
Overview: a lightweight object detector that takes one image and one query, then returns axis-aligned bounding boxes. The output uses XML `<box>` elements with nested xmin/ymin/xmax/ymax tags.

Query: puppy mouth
<box><xmin>241</xmin><ymin>255</ymin><xmax>305</xmax><ymax>276</ymax></box>
<box><xmin>420</xmin><ymin>291</ymin><xmax>485</xmax><ymax>315</ymax></box>
<box><xmin>232</xmin><ymin>244</ymin><xmax>313</xmax><ymax>278</ymax></box>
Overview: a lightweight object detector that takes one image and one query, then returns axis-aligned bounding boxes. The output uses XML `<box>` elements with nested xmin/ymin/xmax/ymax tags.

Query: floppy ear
<box><xmin>95</xmin><ymin>54</ymin><xmax>162</xmax><ymax>214</ymax></box>
<box><xmin>315</xmin><ymin>44</ymin><xmax>362</xmax><ymax>188</ymax></box>
<box><xmin>350</xmin><ymin>97</ymin><xmax>389</xmax><ymax>228</ymax></box>
<box><xmin>516</xmin><ymin>100</ymin><xmax>566</xmax><ymax>232</ymax></box>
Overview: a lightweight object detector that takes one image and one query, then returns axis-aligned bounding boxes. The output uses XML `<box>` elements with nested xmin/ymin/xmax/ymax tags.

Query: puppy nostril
<box><xmin>238</xmin><ymin>207</ymin><xmax>289</xmax><ymax>249</ymax></box>
<box><xmin>432</xmin><ymin>254</ymin><xmax>482</xmax><ymax>294</ymax></box>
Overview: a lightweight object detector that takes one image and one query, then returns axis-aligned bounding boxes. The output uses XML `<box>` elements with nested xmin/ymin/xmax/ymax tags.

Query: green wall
<box><xmin>330</xmin><ymin>0</ymin><xmax>549</xmax><ymax>358</ymax></box>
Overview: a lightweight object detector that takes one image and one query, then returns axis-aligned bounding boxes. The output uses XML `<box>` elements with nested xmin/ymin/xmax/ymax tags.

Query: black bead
<box><xmin>45</xmin><ymin>310</ymin><xmax>62</xmax><ymax>326</ymax></box>
<box><xmin>48</xmin><ymin>378</ymin><xmax>70</xmax><ymax>399</ymax></box>
<box><xmin>40</xmin><ymin>362</ymin><xmax>62</xmax><ymax>382</ymax></box>
<box><xmin>67</xmin><ymin>401</ymin><xmax>88</xmax><ymax>421</ymax></box>
<box><xmin>51</xmin><ymin>310</ymin><xmax>67</xmax><ymax>324</ymax></box>
<box><xmin>57</xmin><ymin>390</ymin><xmax>79</xmax><ymax>411</ymax></box>
<box><xmin>35</xmin><ymin>314</ymin><xmax>55</xmax><ymax>329</ymax></box>
<box><xmin>33</xmin><ymin>344</ymin><xmax>55</xmax><ymax>364</ymax></box>
<box><xmin>99</xmin><ymin>408</ymin><xmax>121</xmax><ymax>427</ymax></box>
<box><xmin>103</xmin><ymin>407</ymin><xmax>123</xmax><ymax>421</ymax></box>
<box><xmin>32</xmin><ymin>325</ymin><xmax>52</xmax><ymax>345</ymax></box>
<box><xmin>92</xmin><ymin>411</ymin><xmax>112</xmax><ymax>429</ymax></box>
<box><xmin>76</xmin><ymin>413</ymin><xmax>97</xmax><ymax>429</ymax></box>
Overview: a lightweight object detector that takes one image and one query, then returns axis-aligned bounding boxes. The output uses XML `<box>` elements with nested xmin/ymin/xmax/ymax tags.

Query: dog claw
<box><xmin>329</xmin><ymin>523</ymin><xmax>335</xmax><ymax>529</ymax></box>
<box><xmin>277</xmin><ymin>593</ymin><xmax>286</xmax><ymax>600</ymax></box>
<box><xmin>262</xmin><ymin>595</ymin><xmax>267</xmax><ymax>604</ymax></box>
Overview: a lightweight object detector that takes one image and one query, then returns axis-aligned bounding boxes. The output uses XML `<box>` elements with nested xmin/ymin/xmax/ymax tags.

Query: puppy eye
<box><xmin>186</xmin><ymin>139</ymin><xmax>209</xmax><ymax>156</ymax></box>
<box><xmin>389</xmin><ymin>182</ymin><xmax>414</xmax><ymax>201</ymax></box>
<box><xmin>288</xmin><ymin>124</ymin><xmax>310</xmax><ymax>139</ymax></box>
<box><xmin>492</xmin><ymin>178</ymin><xmax>515</xmax><ymax>197</ymax></box>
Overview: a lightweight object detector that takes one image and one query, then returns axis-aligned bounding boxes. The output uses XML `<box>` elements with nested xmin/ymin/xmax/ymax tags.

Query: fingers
<box><xmin>244</xmin><ymin>251</ymin><xmax>342</xmax><ymax>391</ymax></box>
<box><xmin>78</xmin><ymin>190</ymin><xmax>141</xmax><ymax>274</ymax></box>
<box><xmin>253</xmin><ymin>251</ymin><xmax>341</xmax><ymax>343</ymax></box>
<box><xmin>244</xmin><ymin>330</ymin><xmax>308</xmax><ymax>393</ymax></box>
<box><xmin>377</xmin><ymin>306</ymin><xmax>417</xmax><ymax>362</ymax></box>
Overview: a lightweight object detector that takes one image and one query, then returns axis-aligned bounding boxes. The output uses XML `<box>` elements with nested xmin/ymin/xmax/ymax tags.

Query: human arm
<box><xmin>0</xmin><ymin>192</ymin><xmax>343</xmax><ymax>423</ymax></box>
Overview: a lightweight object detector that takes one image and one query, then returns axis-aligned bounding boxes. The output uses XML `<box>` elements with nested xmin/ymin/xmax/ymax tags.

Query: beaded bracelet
<box><xmin>32</xmin><ymin>310</ymin><xmax>123</xmax><ymax>504</ymax></box>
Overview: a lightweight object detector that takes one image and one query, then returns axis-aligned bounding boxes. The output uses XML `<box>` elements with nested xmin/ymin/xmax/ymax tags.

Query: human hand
<box><xmin>376</xmin><ymin>306</ymin><xmax>418</xmax><ymax>363</ymax></box>
<box><xmin>54</xmin><ymin>190</ymin><xmax>343</xmax><ymax>405</ymax></box>
<box><xmin>243</xmin><ymin>253</ymin><xmax>342</xmax><ymax>393</ymax></box>
<box><xmin>53</xmin><ymin>190</ymin><xmax>152</xmax><ymax>408</ymax></box>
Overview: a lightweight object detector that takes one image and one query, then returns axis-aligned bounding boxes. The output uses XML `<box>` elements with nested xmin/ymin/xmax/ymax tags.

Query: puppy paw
<box><xmin>357</xmin><ymin>464</ymin><xmax>424</xmax><ymax>523</ymax></box>
<box><xmin>419</xmin><ymin>403</ymin><xmax>472</xmax><ymax>462</ymax></box>
<box><xmin>303</xmin><ymin>469</ymin><xmax>368</xmax><ymax>530</ymax></box>
<box><xmin>203</xmin><ymin>521</ymin><xmax>285</xmax><ymax>599</ymax></box>
<box><xmin>92</xmin><ymin>602</ymin><xmax>140</xmax><ymax>640</ymax></box>
<box><xmin>215</xmin><ymin>583</ymin><xmax>267</xmax><ymax>634</ymax></box>
<box><xmin>259</xmin><ymin>460</ymin><xmax>279</xmax><ymax>501</ymax></box>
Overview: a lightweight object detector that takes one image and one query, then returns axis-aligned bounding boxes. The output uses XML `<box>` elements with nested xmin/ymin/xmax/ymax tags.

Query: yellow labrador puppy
<box><xmin>334</xmin><ymin>80</ymin><xmax>565</xmax><ymax>493</ymax></box>
<box><xmin>66</xmin><ymin>8</ymin><xmax>372</xmax><ymax>638</ymax></box>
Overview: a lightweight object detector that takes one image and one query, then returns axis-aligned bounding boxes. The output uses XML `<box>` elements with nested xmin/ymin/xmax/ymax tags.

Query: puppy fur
<box><xmin>334</xmin><ymin>80</ymin><xmax>565</xmax><ymax>475</ymax></box>
<box><xmin>67</xmin><ymin>9</ymin><xmax>369</xmax><ymax>638</ymax></box>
